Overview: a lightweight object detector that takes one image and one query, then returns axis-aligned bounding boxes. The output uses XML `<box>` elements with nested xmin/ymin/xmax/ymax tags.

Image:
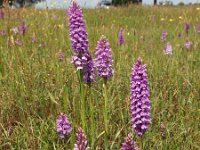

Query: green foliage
<box><xmin>0</xmin><ymin>0</ymin><xmax>44</xmax><ymax>7</ymax></box>
<box><xmin>112</xmin><ymin>0</ymin><xmax>139</xmax><ymax>5</ymax></box>
<box><xmin>0</xmin><ymin>0</ymin><xmax>3</xmax><ymax>6</ymax></box>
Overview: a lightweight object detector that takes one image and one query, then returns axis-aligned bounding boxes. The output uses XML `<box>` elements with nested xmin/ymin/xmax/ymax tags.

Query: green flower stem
<box><xmin>88</xmin><ymin>85</ymin><xmax>95</xmax><ymax>150</ymax></box>
<box><xmin>103</xmin><ymin>78</ymin><xmax>109</xmax><ymax>150</ymax></box>
<box><xmin>139</xmin><ymin>137</ymin><xmax>143</xmax><ymax>150</ymax></box>
<box><xmin>79</xmin><ymin>70</ymin><xmax>86</xmax><ymax>132</ymax></box>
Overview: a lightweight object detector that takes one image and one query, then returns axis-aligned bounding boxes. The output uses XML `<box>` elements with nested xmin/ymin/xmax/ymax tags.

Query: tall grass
<box><xmin>0</xmin><ymin>5</ymin><xmax>200</xmax><ymax>149</ymax></box>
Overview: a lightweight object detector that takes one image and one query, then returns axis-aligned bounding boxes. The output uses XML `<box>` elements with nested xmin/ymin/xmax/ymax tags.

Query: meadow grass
<box><xmin>0</xmin><ymin>5</ymin><xmax>200</xmax><ymax>149</ymax></box>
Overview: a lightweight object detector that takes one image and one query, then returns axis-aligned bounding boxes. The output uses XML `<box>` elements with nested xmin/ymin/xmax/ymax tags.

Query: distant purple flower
<box><xmin>56</xmin><ymin>113</ymin><xmax>72</xmax><ymax>139</ymax></box>
<box><xmin>0</xmin><ymin>30</ymin><xmax>6</xmax><ymax>37</ymax></box>
<box><xmin>130</xmin><ymin>58</ymin><xmax>151</xmax><ymax>137</ymax></box>
<box><xmin>119</xmin><ymin>28</ymin><xmax>125</xmax><ymax>46</ymax></box>
<box><xmin>197</xmin><ymin>24</ymin><xmax>200</xmax><ymax>34</ymax></box>
<box><xmin>185</xmin><ymin>41</ymin><xmax>192</xmax><ymax>49</ymax></box>
<box><xmin>15</xmin><ymin>39</ymin><xmax>22</xmax><ymax>46</ymax></box>
<box><xmin>161</xmin><ymin>31</ymin><xmax>167</xmax><ymax>42</ymax></box>
<box><xmin>58</xmin><ymin>51</ymin><xmax>65</xmax><ymax>61</ymax></box>
<box><xmin>68</xmin><ymin>1</ymin><xmax>95</xmax><ymax>84</ymax></box>
<box><xmin>19</xmin><ymin>21</ymin><xmax>27</xmax><ymax>35</ymax></box>
<box><xmin>178</xmin><ymin>32</ymin><xmax>181</xmax><ymax>38</ymax></box>
<box><xmin>95</xmin><ymin>36</ymin><xmax>113</xmax><ymax>79</ymax></box>
<box><xmin>12</xmin><ymin>27</ymin><xmax>19</xmax><ymax>35</ymax></box>
<box><xmin>164</xmin><ymin>42</ymin><xmax>173</xmax><ymax>55</ymax></box>
<box><xmin>121</xmin><ymin>134</ymin><xmax>139</xmax><ymax>150</ymax></box>
<box><xmin>74</xmin><ymin>128</ymin><xmax>90</xmax><ymax>150</ymax></box>
<box><xmin>185</xmin><ymin>23</ymin><xmax>190</xmax><ymax>34</ymax></box>
<box><xmin>0</xmin><ymin>9</ymin><xmax>4</xmax><ymax>19</ymax></box>
<box><xmin>32</xmin><ymin>36</ymin><xmax>37</xmax><ymax>43</ymax></box>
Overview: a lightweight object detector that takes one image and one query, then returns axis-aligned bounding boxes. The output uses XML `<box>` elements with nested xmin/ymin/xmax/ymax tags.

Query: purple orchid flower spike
<box><xmin>185</xmin><ymin>23</ymin><xmax>190</xmax><ymax>34</ymax></box>
<box><xmin>130</xmin><ymin>58</ymin><xmax>151</xmax><ymax>137</ymax></box>
<box><xmin>56</xmin><ymin>113</ymin><xmax>72</xmax><ymax>139</ymax></box>
<box><xmin>15</xmin><ymin>39</ymin><xmax>22</xmax><ymax>46</ymax></box>
<box><xmin>161</xmin><ymin>31</ymin><xmax>168</xmax><ymax>42</ymax></box>
<box><xmin>119</xmin><ymin>28</ymin><xmax>125</xmax><ymax>46</ymax></box>
<box><xmin>95</xmin><ymin>35</ymin><xmax>114</xmax><ymax>79</ymax></box>
<box><xmin>19</xmin><ymin>20</ymin><xmax>27</xmax><ymax>35</ymax></box>
<box><xmin>0</xmin><ymin>30</ymin><xmax>6</xmax><ymax>37</ymax></box>
<box><xmin>58</xmin><ymin>51</ymin><xmax>65</xmax><ymax>61</ymax></box>
<box><xmin>164</xmin><ymin>42</ymin><xmax>173</xmax><ymax>55</ymax></box>
<box><xmin>185</xmin><ymin>40</ymin><xmax>192</xmax><ymax>49</ymax></box>
<box><xmin>74</xmin><ymin>128</ymin><xmax>90</xmax><ymax>150</ymax></box>
<box><xmin>68</xmin><ymin>1</ymin><xmax>96</xmax><ymax>84</ymax></box>
<box><xmin>121</xmin><ymin>134</ymin><xmax>139</xmax><ymax>150</ymax></box>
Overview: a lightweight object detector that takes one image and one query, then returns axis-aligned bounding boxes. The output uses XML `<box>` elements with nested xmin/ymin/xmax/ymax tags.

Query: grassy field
<box><xmin>0</xmin><ymin>5</ymin><xmax>200</xmax><ymax>149</ymax></box>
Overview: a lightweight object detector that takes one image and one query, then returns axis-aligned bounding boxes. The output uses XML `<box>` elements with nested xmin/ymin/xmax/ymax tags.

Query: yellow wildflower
<box><xmin>58</xmin><ymin>24</ymin><xmax>64</xmax><ymax>29</ymax></box>
<box><xmin>160</xmin><ymin>18</ymin><xmax>165</xmax><ymax>21</ymax></box>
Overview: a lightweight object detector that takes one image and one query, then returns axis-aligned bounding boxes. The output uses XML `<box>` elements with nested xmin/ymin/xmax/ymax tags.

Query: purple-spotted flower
<box><xmin>164</xmin><ymin>42</ymin><xmax>173</xmax><ymax>55</ymax></box>
<box><xmin>185</xmin><ymin>23</ymin><xmax>190</xmax><ymax>34</ymax></box>
<box><xmin>58</xmin><ymin>51</ymin><xmax>65</xmax><ymax>61</ymax></box>
<box><xmin>95</xmin><ymin>35</ymin><xmax>113</xmax><ymax>79</ymax></box>
<box><xmin>130</xmin><ymin>58</ymin><xmax>151</xmax><ymax>137</ymax></box>
<box><xmin>185</xmin><ymin>41</ymin><xmax>192</xmax><ymax>49</ymax></box>
<box><xmin>15</xmin><ymin>39</ymin><xmax>22</xmax><ymax>46</ymax></box>
<box><xmin>161</xmin><ymin>31</ymin><xmax>168</xmax><ymax>42</ymax></box>
<box><xmin>197</xmin><ymin>24</ymin><xmax>200</xmax><ymax>34</ymax></box>
<box><xmin>121</xmin><ymin>134</ymin><xmax>139</xmax><ymax>150</ymax></box>
<box><xmin>119</xmin><ymin>28</ymin><xmax>125</xmax><ymax>46</ymax></box>
<box><xmin>0</xmin><ymin>9</ymin><xmax>4</xmax><ymax>19</ymax></box>
<box><xmin>56</xmin><ymin>113</ymin><xmax>72</xmax><ymax>139</ymax></box>
<box><xmin>74</xmin><ymin>128</ymin><xmax>90</xmax><ymax>150</ymax></box>
<box><xmin>0</xmin><ymin>30</ymin><xmax>6</xmax><ymax>37</ymax></box>
<box><xmin>19</xmin><ymin>20</ymin><xmax>27</xmax><ymax>35</ymax></box>
<box><xmin>68</xmin><ymin>1</ymin><xmax>95</xmax><ymax>84</ymax></box>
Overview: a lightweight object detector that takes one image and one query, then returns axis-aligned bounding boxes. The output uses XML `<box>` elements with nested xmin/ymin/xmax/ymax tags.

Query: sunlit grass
<box><xmin>0</xmin><ymin>5</ymin><xmax>200</xmax><ymax>149</ymax></box>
